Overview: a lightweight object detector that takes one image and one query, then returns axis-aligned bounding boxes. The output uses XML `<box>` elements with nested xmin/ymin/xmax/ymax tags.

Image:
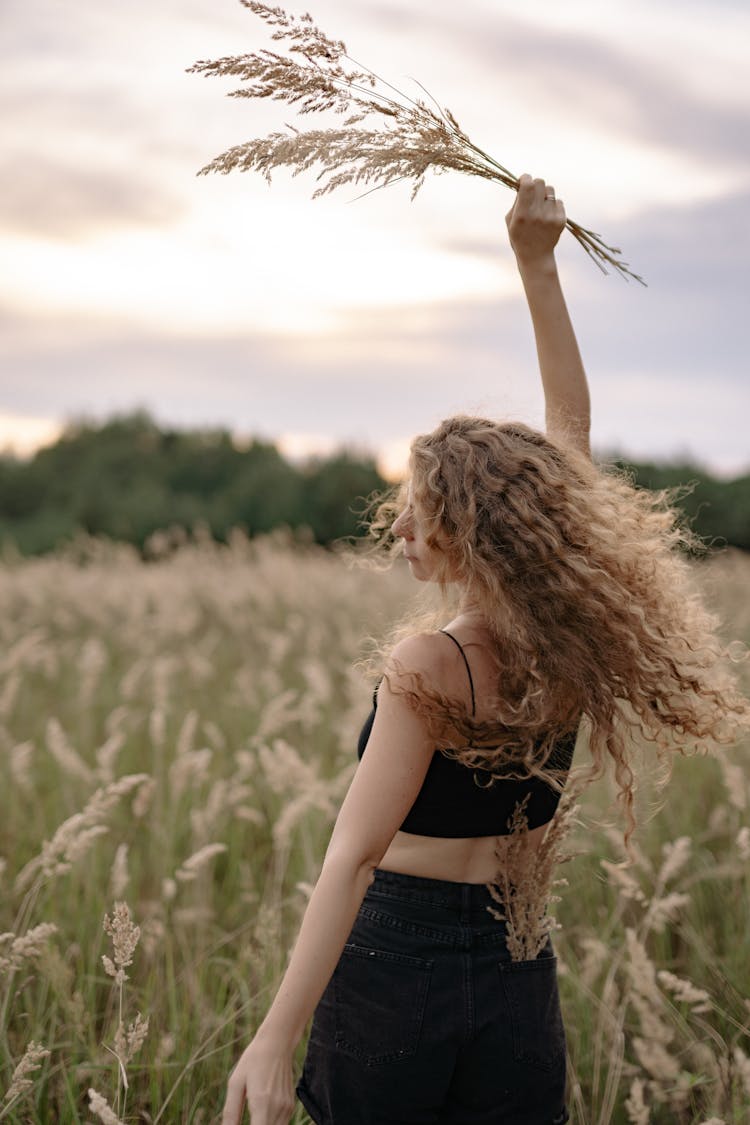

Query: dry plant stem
<box><xmin>588</xmin><ymin>840</ymin><xmax>698</xmax><ymax>1122</ymax></box>
<box><xmin>485</xmin><ymin>791</ymin><xmax>580</xmax><ymax>963</ymax></box>
<box><xmin>0</xmin><ymin>885</ymin><xmax>46</xmax><ymax>1062</ymax></box>
<box><xmin>189</xmin><ymin>2</ymin><xmax>644</xmax><ymax>284</ymax></box>
<box><xmin>150</xmin><ymin>1005</ymin><xmax>253</xmax><ymax>1124</ymax></box>
<box><xmin>0</xmin><ymin>539</ymin><xmax>747</xmax><ymax>1120</ymax></box>
<box><xmin>102</xmin><ymin>902</ymin><xmax>142</xmax><ymax>1118</ymax></box>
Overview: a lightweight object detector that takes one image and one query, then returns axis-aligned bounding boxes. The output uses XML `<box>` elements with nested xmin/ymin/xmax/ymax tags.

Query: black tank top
<box><xmin>356</xmin><ymin>630</ymin><xmax>577</xmax><ymax>838</ymax></box>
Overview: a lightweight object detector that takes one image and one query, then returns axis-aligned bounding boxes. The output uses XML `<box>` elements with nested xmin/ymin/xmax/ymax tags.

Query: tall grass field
<box><xmin>1</xmin><ymin>534</ymin><xmax>748</xmax><ymax>1124</ymax></box>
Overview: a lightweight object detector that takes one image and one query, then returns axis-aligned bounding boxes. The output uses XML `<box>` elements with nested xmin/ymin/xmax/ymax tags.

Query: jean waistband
<box><xmin>370</xmin><ymin>867</ymin><xmax>498</xmax><ymax>911</ymax></box>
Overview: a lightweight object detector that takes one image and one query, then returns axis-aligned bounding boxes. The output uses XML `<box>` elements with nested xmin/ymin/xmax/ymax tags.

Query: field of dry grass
<box><xmin>1</xmin><ymin>534</ymin><xmax>748</xmax><ymax>1123</ymax></box>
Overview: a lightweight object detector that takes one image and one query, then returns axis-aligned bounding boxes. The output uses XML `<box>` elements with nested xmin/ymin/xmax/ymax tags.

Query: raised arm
<box><xmin>506</xmin><ymin>174</ymin><xmax>591</xmax><ymax>458</ymax></box>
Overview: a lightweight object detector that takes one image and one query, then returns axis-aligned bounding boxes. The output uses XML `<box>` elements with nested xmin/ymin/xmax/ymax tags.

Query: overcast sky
<box><xmin>1</xmin><ymin>0</ymin><xmax>748</xmax><ymax>476</ymax></box>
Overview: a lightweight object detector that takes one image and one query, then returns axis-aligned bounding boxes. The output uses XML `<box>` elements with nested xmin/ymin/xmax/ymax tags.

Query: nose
<box><xmin>392</xmin><ymin>509</ymin><xmax>413</xmax><ymax>539</ymax></box>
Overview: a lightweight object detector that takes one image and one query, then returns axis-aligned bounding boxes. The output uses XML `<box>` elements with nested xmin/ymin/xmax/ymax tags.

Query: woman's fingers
<box><xmin>532</xmin><ymin>176</ymin><xmax>547</xmax><ymax>205</ymax></box>
<box><xmin>518</xmin><ymin>171</ymin><xmax>536</xmax><ymax>199</ymax></box>
<box><xmin>221</xmin><ymin>1066</ymin><xmax>247</xmax><ymax>1125</ymax></box>
<box><xmin>506</xmin><ymin>173</ymin><xmax>556</xmax><ymax>226</ymax></box>
<box><xmin>521</xmin><ymin>174</ymin><xmax>561</xmax><ymax>209</ymax></box>
<box><xmin>505</xmin><ymin>173</ymin><xmax>566</xmax><ymax>262</ymax></box>
<box><xmin>221</xmin><ymin>1070</ymin><xmax>246</xmax><ymax>1125</ymax></box>
<box><xmin>221</xmin><ymin>1047</ymin><xmax>296</xmax><ymax>1125</ymax></box>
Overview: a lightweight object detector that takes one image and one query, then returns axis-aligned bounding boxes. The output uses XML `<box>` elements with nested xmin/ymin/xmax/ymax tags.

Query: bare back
<box><xmin>378</xmin><ymin>614</ymin><xmax>550</xmax><ymax>884</ymax></box>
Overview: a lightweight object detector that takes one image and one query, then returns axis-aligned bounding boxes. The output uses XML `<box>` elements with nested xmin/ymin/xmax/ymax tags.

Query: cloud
<box><xmin>440</xmin><ymin>186</ymin><xmax>750</xmax><ymax>380</ymax></box>
<box><xmin>4</xmin><ymin>0</ymin><xmax>745</xmax><ymax>254</ymax></box>
<box><xmin>363</xmin><ymin>3</ymin><xmax>750</xmax><ymax>171</ymax></box>
<box><xmin>564</xmin><ymin>189</ymin><xmax>750</xmax><ymax>386</ymax></box>
<box><xmin>0</xmin><ymin>294</ymin><xmax>546</xmax><ymax>463</ymax></box>
<box><xmin>1</xmin><ymin>226</ymin><xmax>748</xmax><ymax>475</ymax></box>
<box><xmin>1</xmin><ymin>0</ymin><xmax>747</xmax><ymax>474</ymax></box>
<box><xmin>0</xmin><ymin>152</ymin><xmax>186</xmax><ymax>239</ymax></box>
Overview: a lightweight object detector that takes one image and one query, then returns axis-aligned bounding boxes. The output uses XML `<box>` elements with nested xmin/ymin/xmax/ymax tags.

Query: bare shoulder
<box><xmin>385</xmin><ymin>631</ymin><xmax>468</xmax><ymax>697</ymax></box>
<box><xmin>389</xmin><ymin>631</ymin><xmax>447</xmax><ymax>667</ymax></box>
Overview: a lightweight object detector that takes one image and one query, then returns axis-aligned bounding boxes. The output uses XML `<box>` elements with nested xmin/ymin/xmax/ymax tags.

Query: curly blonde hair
<box><xmin>367</xmin><ymin>416</ymin><xmax>749</xmax><ymax>835</ymax></box>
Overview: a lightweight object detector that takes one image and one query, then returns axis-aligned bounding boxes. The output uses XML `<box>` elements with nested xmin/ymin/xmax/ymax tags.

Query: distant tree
<box><xmin>0</xmin><ymin>412</ymin><xmax>389</xmax><ymax>554</ymax></box>
<box><xmin>302</xmin><ymin>452</ymin><xmax>386</xmax><ymax>543</ymax></box>
<box><xmin>219</xmin><ymin>443</ymin><xmax>303</xmax><ymax>537</ymax></box>
<box><xmin>612</xmin><ymin>459</ymin><xmax>750</xmax><ymax>552</ymax></box>
<box><xmin>0</xmin><ymin>414</ymin><xmax>746</xmax><ymax>556</ymax></box>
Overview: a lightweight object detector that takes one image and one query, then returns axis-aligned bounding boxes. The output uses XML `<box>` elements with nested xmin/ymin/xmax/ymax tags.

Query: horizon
<box><xmin>1</xmin><ymin>408</ymin><xmax>747</xmax><ymax>484</ymax></box>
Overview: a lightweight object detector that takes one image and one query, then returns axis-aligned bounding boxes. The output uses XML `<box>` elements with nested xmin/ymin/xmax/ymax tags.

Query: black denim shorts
<box><xmin>296</xmin><ymin>868</ymin><xmax>568</xmax><ymax>1125</ymax></box>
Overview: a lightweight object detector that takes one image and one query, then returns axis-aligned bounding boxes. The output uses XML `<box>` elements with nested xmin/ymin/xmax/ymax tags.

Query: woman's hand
<box><xmin>506</xmin><ymin>173</ymin><xmax>566</xmax><ymax>270</ymax></box>
<box><xmin>221</xmin><ymin>1037</ymin><xmax>296</xmax><ymax>1125</ymax></box>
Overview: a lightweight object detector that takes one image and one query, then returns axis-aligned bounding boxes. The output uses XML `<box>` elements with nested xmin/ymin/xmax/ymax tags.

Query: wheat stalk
<box><xmin>188</xmin><ymin>1</ymin><xmax>644</xmax><ymax>284</ymax></box>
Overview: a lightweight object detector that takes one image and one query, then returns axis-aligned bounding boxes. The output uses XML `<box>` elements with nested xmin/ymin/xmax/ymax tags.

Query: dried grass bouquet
<box><xmin>189</xmin><ymin>1</ymin><xmax>643</xmax><ymax>283</ymax></box>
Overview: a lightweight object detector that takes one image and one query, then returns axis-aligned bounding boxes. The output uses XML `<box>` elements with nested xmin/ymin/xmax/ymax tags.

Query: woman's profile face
<box><xmin>391</xmin><ymin>485</ymin><xmax>441</xmax><ymax>582</ymax></box>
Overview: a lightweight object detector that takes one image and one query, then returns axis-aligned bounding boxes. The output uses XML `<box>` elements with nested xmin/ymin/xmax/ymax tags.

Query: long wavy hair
<box><xmin>366</xmin><ymin>416</ymin><xmax>749</xmax><ymax>835</ymax></box>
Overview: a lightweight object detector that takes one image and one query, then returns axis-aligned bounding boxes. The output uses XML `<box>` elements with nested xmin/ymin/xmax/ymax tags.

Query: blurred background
<box><xmin>1</xmin><ymin>0</ymin><xmax>749</xmax><ymax>553</ymax></box>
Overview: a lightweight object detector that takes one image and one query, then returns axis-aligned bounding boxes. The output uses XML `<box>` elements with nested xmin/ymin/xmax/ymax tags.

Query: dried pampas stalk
<box><xmin>486</xmin><ymin>790</ymin><xmax>579</xmax><ymax>961</ymax></box>
<box><xmin>188</xmin><ymin>1</ymin><xmax>644</xmax><ymax>284</ymax></box>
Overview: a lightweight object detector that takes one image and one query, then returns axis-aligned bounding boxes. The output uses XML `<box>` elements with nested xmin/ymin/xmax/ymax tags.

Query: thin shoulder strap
<box><xmin>439</xmin><ymin>629</ymin><xmax>476</xmax><ymax>715</ymax></box>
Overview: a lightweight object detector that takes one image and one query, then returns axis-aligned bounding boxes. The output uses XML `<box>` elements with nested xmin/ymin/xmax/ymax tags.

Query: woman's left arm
<box><xmin>222</xmin><ymin>637</ymin><xmax>438</xmax><ymax>1125</ymax></box>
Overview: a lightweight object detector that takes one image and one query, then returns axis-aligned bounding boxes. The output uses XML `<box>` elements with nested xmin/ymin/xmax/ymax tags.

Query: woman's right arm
<box><xmin>221</xmin><ymin>635</ymin><xmax>441</xmax><ymax>1125</ymax></box>
<box><xmin>506</xmin><ymin>174</ymin><xmax>591</xmax><ymax>458</ymax></box>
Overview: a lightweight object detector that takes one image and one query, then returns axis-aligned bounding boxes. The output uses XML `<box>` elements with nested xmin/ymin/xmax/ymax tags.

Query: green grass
<box><xmin>0</xmin><ymin>534</ymin><xmax>748</xmax><ymax>1123</ymax></box>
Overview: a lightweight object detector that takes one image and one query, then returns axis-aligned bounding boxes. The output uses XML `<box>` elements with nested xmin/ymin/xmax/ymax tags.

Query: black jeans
<box><xmin>297</xmin><ymin>868</ymin><xmax>568</xmax><ymax>1125</ymax></box>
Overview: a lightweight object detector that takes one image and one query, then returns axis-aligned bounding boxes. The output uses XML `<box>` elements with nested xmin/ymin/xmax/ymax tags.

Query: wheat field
<box><xmin>1</xmin><ymin>532</ymin><xmax>748</xmax><ymax>1124</ymax></box>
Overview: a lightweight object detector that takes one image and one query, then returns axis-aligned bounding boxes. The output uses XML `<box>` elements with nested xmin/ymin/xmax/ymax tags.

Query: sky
<box><xmin>1</xmin><ymin>0</ymin><xmax>749</xmax><ymax>478</ymax></box>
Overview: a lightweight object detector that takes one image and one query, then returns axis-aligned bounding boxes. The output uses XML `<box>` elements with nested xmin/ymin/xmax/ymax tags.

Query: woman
<box><xmin>222</xmin><ymin>175</ymin><xmax>747</xmax><ymax>1124</ymax></box>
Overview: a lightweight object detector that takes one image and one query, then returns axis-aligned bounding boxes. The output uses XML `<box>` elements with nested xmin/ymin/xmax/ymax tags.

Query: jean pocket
<box><xmin>333</xmin><ymin>943</ymin><xmax>433</xmax><ymax>1065</ymax></box>
<box><xmin>498</xmin><ymin>954</ymin><xmax>566</xmax><ymax>1072</ymax></box>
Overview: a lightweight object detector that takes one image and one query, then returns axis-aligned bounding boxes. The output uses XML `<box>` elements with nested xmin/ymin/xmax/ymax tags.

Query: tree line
<box><xmin>0</xmin><ymin>412</ymin><xmax>747</xmax><ymax>556</ymax></box>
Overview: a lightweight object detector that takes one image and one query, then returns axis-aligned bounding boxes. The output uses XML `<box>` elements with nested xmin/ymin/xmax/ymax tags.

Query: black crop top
<box><xmin>357</xmin><ymin>630</ymin><xmax>577</xmax><ymax>838</ymax></box>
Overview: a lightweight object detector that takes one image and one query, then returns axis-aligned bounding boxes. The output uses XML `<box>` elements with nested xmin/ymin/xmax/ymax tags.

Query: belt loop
<box><xmin>460</xmin><ymin>883</ymin><xmax>472</xmax><ymax>924</ymax></box>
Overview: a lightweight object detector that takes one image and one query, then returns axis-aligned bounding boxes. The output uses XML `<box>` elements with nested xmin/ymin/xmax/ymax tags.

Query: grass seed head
<box><xmin>114</xmin><ymin>1012</ymin><xmax>150</xmax><ymax>1065</ymax></box>
<box><xmin>3</xmin><ymin>1041</ymin><xmax>50</xmax><ymax>1105</ymax></box>
<box><xmin>189</xmin><ymin>1</ymin><xmax>644</xmax><ymax>281</ymax></box>
<box><xmin>624</xmin><ymin>1076</ymin><xmax>651</xmax><ymax>1125</ymax></box>
<box><xmin>88</xmin><ymin>1088</ymin><xmax>125</xmax><ymax>1125</ymax></box>
<box><xmin>0</xmin><ymin>922</ymin><xmax>58</xmax><ymax>974</ymax></box>
<box><xmin>102</xmin><ymin>901</ymin><xmax>141</xmax><ymax>984</ymax></box>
